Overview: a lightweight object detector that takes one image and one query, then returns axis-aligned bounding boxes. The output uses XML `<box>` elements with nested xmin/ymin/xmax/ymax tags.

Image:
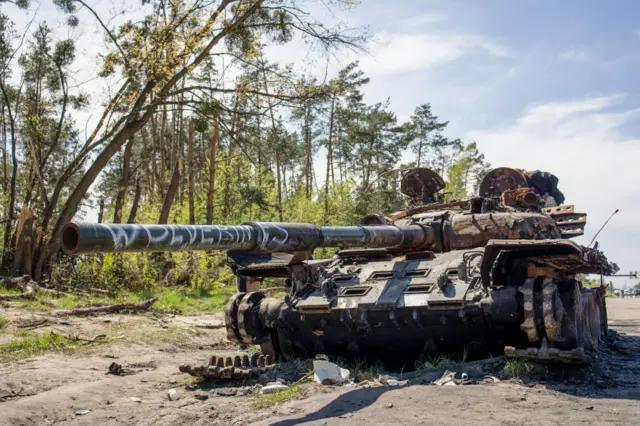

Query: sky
<box><xmin>4</xmin><ymin>0</ymin><xmax>640</xmax><ymax>287</ymax></box>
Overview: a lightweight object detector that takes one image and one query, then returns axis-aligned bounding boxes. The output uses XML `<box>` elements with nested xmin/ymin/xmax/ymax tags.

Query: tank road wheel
<box><xmin>599</xmin><ymin>296</ymin><xmax>609</xmax><ymax>340</ymax></box>
<box><xmin>581</xmin><ymin>290</ymin><xmax>600</xmax><ymax>352</ymax></box>
<box><xmin>224</xmin><ymin>293</ymin><xmax>246</xmax><ymax>345</ymax></box>
<box><xmin>558</xmin><ymin>280</ymin><xmax>585</xmax><ymax>350</ymax></box>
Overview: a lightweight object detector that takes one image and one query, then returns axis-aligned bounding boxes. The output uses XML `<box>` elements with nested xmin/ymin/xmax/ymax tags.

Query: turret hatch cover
<box><xmin>479</xmin><ymin>167</ymin><xmax>528</xmax><ymax>198</ymax></box>
<box><xmin>401</xmin><ymin>168</ymin><xmax>445</xmax><ymax>202</ymax></box>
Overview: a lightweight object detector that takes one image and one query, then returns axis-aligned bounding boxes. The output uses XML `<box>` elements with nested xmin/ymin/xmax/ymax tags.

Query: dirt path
<box><xmin>1</xmin><ymin>298</ymin><xmax>639</xmax><ymax>426</ymax></box>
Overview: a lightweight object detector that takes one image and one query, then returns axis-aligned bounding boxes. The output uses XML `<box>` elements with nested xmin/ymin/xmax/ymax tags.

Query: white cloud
<box><xmin>359</xmin><ymin>31</ymin><xmax>511</xmax><ymax>76</ymax></box>
<box><xmin>467</xmin><ymin>94</ymin><xmax>640</xmax><ymax>275</ymax></box>
<box><xmin>558</xmin><ymin>48</ymin><xmax>588</xmax><ymax>62</ymax></box>
<box><xmin>401</xmin><ymin>13</ymin><xmax>448</xmax><ymax>28</ymax></box>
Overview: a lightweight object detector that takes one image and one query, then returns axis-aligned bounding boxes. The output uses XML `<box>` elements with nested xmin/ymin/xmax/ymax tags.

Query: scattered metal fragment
<box><xmin>107</xmin><ymin>362</ymin><xmax>124</xmax><ymax>376</ymax></box>
<box><xmin>260</xmin><ymin>383</ymin><xmax>289</xmax><ymax>394</ymax></box>
<box><xmin>433</xmin><ymin>371</ymin><xmax>456</xmax><ymax>386</ymax></box>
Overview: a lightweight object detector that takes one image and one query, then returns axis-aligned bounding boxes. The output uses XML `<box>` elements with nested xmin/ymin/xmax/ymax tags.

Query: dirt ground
<box><xmin>1</xmin><ymin>298</ymin><xmax>639</xmax><ymax>426</ymax></box>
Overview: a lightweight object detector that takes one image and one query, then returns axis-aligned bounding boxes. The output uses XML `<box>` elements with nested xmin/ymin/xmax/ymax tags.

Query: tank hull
<box><xmin>225</xmin><ymin>244</ymin><xmax>611</xmax><ymax>364</ymax></box>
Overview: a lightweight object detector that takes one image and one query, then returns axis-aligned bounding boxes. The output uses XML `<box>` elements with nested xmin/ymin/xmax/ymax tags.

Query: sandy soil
<box><xmin>1</xmin><ymin>298</ymin><xmax>639</xmax><ymax>426</ymax></box>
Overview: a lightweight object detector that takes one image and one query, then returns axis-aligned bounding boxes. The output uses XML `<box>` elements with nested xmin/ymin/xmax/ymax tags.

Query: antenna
<box><xmin>589</xmin><ymin>209</ymin><xmax>619</xmax><ymax>248</ymax></box>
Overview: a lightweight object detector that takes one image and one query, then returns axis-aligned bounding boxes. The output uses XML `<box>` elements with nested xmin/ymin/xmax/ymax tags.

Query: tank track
<box><xmin>505</xmin><ymin>281</ymin><xmax>608</xmax><ymax>364</ymax></box>
<box><xmin>179</xmin><ymin>352</ymin><xmax>276</xmax><ymax>380</ymax></box>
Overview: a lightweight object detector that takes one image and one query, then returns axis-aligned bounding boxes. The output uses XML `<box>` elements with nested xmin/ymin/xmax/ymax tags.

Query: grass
<box><xmin>505</xmin><ymin>359</ymin><xmax>531</xmax><ymax>379</ymax></box>
<box><xmin>0</xmin><ymin>284</ymin><xmax>22</xmax><ymax>294</ymax></box>
<box><xmin>4</xmin><ymin>285</ymin><xmax>238</xmax><ymax>315</ymax></box>
<box><xmin>414</xmin><ymin>348</ymin><xmax>469</xmax><ymax>372</ymax></box>
<box><xmin>0</xmin><ymin>316</ymin><xmax>6</xmax><ymax>329</ymax></box>
<box><xmin>0</xmin><ymin>332</ymin><xmax>84</xmax><ymax>363</ymax></box>
<box><xmin>351</xmin><ymin>358</ymin><xmax>385</xmax><ymax>382</ymax></box>
<box><xmin>330</xmin><ymin>357</ymin><xmax>385</xmax><ymax>383</ymax></box>
<box><xmin>254</xmin><ymin>385</ymin><xmax>299</xmax><ymax>408</ymax></box>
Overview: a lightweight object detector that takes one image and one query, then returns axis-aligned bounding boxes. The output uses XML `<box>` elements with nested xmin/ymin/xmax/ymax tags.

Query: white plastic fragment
<box><xmin>433</xmin><ymin>370</ymin><xmax>456</xmax><ymax>386</ymax></box>
<box><xmin>443</xmin><ymin>381</ymin><xmax>457</xmax><ymax>386</ymax></box>
<box><xmin>313</xmin><ymin>360</ymin><xmax>351</xmax><ymax>385</ymax></box>
<box><xmin>461</xmin><ymin>373</ymin><xmax>469</xmax><ymax>381</ymax></box>
<box><xmin>483</xmin><ymin>375</ymin><xmax>500</xmax><ymax>383</ymax></box>
<box><xmin>260</xmin><ymin>383</ymin><xmax>289</xmax><ymax>394</ymax></box>
<box><xmin>128</xmin><ymin>397</ymin><xmax>142</xmax><ymax>403</ymax></box>
<box><xmin>75</xmin><ymin>410</ymin><xmax>90</xmax><ymax>416</ymax></box>
<box><xmin>168</xmin><ymin>388</ymin><xmax>180</xmax><ymax>401</ymax></box>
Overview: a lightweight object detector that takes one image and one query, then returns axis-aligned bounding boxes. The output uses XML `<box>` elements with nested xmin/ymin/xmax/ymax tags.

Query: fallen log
<box><xmin>53</xmin><ymin>296</ymin><xmax>160</xmax><ymax>316</ymax></box>
<box><xmin>0</xmin><ymin>276</ymin><xmax>71</xmax><ymax>300</ymax></box>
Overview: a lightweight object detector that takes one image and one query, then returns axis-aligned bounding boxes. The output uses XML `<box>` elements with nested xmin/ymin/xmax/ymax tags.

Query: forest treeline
<box><xmin>0</xmin><ymin>0</ymin><xmax>489</xmax><ymax>290</ymax></box>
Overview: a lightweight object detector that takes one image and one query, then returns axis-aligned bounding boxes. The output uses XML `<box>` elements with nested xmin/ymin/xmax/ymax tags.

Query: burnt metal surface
<box><xmin>63</xmin><ymin>166</ymin><xmax>619</xmax><ymax>365</ymax></box>
<box><xmin>479</xmin><ymin>167</ymin><xmax>528</xmax><ymax>198</ymax></box>
<box><xmin>400</xmin><ymin>167</ymin><xmax>446</xmax><ymax>205</ymax></box>
<box><xmin>178</xmin><ymin>353</ymin><xmax>275</xmax><ymax>380</ymax></box>
<box><xmin>62</xmin><ymin>222</ymin><xmax>435</xmax><ymax>255</ymax></box>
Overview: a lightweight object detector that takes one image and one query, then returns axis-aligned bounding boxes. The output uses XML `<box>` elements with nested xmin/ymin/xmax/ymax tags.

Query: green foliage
<box><xmin>0</xmin><ymin>1</ymin><xmax>491</xmax><ymax>292</ymax></box>
<box><xmin>11</xmin><ymin>285</ymin><xmax>237</xmax><ymax>316</ymax></box>
<box><xmin>0</xmin><ymin>315</ymin><xmax>6</xmax><ymax>329</ymax></box>
<box><xmin>505</xmin><ymin>359</ymin><xmax>531</xmax><ymax>379</ymax></box>
<box><xmin>351</xmin><ymin>358</ymin><xmax>385</xmax><ymax>382</ymax></box>
<box><xmin>414</xmin><ymin>348</ymin><xmax>468</xmax><ymax>371</ymax></box>
<box><xmin>254</xmin><ymin>385</ymin><xmax>299</xmax><ymax>408</ymax></box>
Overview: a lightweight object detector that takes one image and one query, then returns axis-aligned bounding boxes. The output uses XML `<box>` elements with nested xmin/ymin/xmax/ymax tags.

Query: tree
<box><xmin>12</xmin><ymin>0</ymin><xmax>367</xmax><ymax>278</ymax></box>
<box><xmin>445</xmin><ymin>142</ymin><xmax>491</xmax><ymax>199</ymax></box>
<box><xmin>405</xmin><ymin>104</ymin><xmax>448</xmax><ymax>168</ymax></box>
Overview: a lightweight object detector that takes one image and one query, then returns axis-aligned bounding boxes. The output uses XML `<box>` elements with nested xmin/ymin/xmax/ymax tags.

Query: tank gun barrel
<box><xmin>61</xmin><ymin>222</ymin><xmax>435</xmax><ymax>255</ymax></box>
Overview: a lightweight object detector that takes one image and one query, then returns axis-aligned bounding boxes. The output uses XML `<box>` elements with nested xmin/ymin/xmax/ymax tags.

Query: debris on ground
<box><xmin>260</xmin><ymin>382</ymin><xmax>289</xmax><ymax>394</ymax></box>
<box><xmin>75</xmin><ymin>409</ymin><xmax>90</xmax><ymax>416</ymax></box>
<box><xmin>107</xmin><ymin>361</ymin><xmax>155</xmax><ymax>376</ymax></box>
<box><xmin>128</xmin><ymin>397</ymin><xmax>142</xmax><ymax>403</ymax></box>
<box><xmin>215</xmin><ymin>388</ymin><xmax>238</xmax><ymax>397</ymax></box>
<box><xmin>483</xmin><ymin>375</ymin><xmax>501</xmax><ymax>383</ymax></box>
<box><xmin>168</xmin><ymin>389</ymin><xmax>180</xmax><ymax>401</ymax></box>
<box><xmin>313</xmin><ymin>360</ymin><xmax>350</xmax><ymax>385</ymax></box>
<box><xmin>433</xmin><ymin>371</ymin><xmax>456</xmax><ymax>386</ymax></box>
<box><xmin>54</xmin><ymin>297</ymin><xmax>159</xmax><ymax>317</ymax></box>
<box><xmin>107</xmin><ymin>362</ymin><xmax>125</xmax><ymax>376</ymax></box>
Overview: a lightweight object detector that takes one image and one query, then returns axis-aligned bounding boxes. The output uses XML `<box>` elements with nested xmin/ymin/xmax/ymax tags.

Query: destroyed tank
<box><xmin>61</xmin><ymin>167</ymin><xmax>618</xmax><ymax>364</ymax></box>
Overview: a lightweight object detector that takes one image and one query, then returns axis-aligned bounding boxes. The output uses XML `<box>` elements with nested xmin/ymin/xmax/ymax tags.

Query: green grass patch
<box><xmin>0</xmin><ymin>284</ymin><xmax>21</xmax><ymax>294</ymax></box>
<box><xmin>4</xmin><ymin>285</ymin><xmax>237</xmax><ymax>315</ymax></box>
<box><xmin>351</xmin><ymin>358</ymin><xmax>385</xmax><ymax>382</ymax></box>
<box><xmin>0</xmin><ymin>332</ymin><xmax>84</xmax><ymax>363</ymax></box>
<box><xmin>126</xmin><ymin>285</ymin><xmax>237</xmax><ymax>315</ymax></box>
<box><xmin>0</xmin><ymin>315</ymin><xmax>6</xmax><ymax>329</ymax></box>
<box><xmin>414</xmin><ymin>348</ymin><xmax>469</xmax><ymax>372</ymax></box>
<box><xmin>330</xmin><ymin>357</ymin><xmax>385</xmax><ymax>382</ymax></box>
<box><xmin>254</xmin><ymin>385</ymin><xmax>299</xmax><ymax>408</ymax></box>
<box><xmin>505</xmin><ymin>359</ymin><xmax>531</xmax><ymax>379</ymax></box>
